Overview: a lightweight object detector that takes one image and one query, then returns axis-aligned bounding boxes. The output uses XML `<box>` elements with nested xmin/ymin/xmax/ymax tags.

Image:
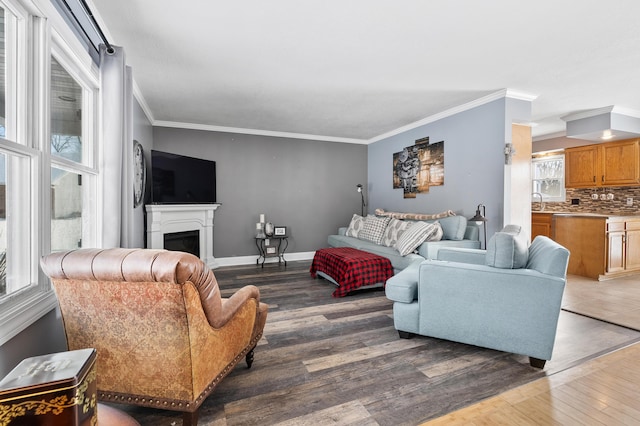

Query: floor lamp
<box><xmin>470</xmin><ymin>203</ymin><xmax>487</xmax><ymax>249</ymax></box>
<box><xmin>356</xmin><ymin>184</ymin><xmax>366</xmax><ymax>216</ymax></box>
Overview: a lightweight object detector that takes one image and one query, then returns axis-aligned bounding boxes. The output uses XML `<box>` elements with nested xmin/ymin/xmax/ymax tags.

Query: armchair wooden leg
<box><xmin>398</xmin><ymin>331</ymin><xmax>415</xmax><ymax>339</ymax></box>
<box><xmin>182</xmin><ymin>410</ymin><xmax>199</xmax><ymax>426</ymax></box>
<box><xmin>529</xmin><ymin>357</ymin><xmax>546</xmax><ymax>369</ymax></box>
<box><xmin>246</xmin><ymin>347</ymin><xmax>255</xmax><ymax>368</ymax></box>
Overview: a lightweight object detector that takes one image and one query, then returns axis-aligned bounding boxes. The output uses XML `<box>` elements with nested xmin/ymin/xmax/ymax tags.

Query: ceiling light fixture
<box><xmin>601</xmin><ymin>130</ymin><xmax>615</xmax><ymax>140</ymax></box>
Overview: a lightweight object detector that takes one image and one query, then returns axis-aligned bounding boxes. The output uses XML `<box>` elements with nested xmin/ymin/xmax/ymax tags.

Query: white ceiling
<box><xmin>88</xmin><ymin>0</ymin><xmax>640</xmax><ymax>143</ymax></box>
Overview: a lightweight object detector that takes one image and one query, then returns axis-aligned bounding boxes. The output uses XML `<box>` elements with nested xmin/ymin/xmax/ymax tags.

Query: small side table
<box><xmin>256</xmin><ymin>236</ymin><xmax>288</xmax><ymax>267</ymax></box>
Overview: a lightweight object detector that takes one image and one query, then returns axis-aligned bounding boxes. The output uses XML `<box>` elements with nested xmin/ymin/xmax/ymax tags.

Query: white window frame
<box><xmin>0</xmin><ymin>0</ymin><xmax>57</xmax><ymax>346</ymax></box>
<box><xmin>531</xmin><ymin>153</ymin><xmax>566</xmax><ymax>203</ymax></box>
<box><xmin>0</xmin><ymin>0</ymin><xmax>100</xmax><ymax>346</ymax></box>
<box><xmin>50</xmin><ymin>41</ymin><xmax>99</xmax><ymax>250</ymax></box>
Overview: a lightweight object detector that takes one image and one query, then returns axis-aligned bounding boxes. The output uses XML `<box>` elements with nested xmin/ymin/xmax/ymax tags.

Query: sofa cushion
<box><xmin>526</xmin><ymin>235</ymin><xmax>570</xmax><ymax>278</ymax></box>
<box><xmin>485</xmin><ymin>225</ymin><xmax>529</xmax><ymax>269</ymax></box>
<box><xmin>381</xmin><ymin>218</ymin><xmax>414</xmax><ymax>247</ymax></box>
<box><xmin>358</xmin><ymin>215</ymin><xmax>391</xmax><ymax>245</ymax></box>
<box><xmin>396</xmin><ymin>221</ymin><xmax>441</xmax><ymax>256</ymax></box>
<box><xmin>437</xmin><ymin>215</ymin><xmax>468</xmax><ymax>241</ymax></box>
<box><xmin>345</xmin><ymin>214</ymin><xmax>365</xmax><ymax>238</ymax></box>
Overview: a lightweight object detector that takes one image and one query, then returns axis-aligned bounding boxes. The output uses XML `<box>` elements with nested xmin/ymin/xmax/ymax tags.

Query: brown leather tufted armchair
<box><xmin>40</xmin><ymin>248</ymin><xmax>267</xmax><ymax>426</ymax></box>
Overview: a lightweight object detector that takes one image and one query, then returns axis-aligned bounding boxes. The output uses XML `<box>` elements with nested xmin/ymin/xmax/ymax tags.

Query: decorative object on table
<box><xmin>0</xmin><ymin>348</ymin><xmax>98</xmax><ymax>425</ymax></box>
<box><xmin>356</xmin><ymin>184</ymin><xmax>366</xmax><ymax>216</ymax></box>
<box><xmin>133</xmin><ymin>139</ymin><xmax>146</xmax><ymax>208</ymax></box>
<box><xmin>256</xmin><ymin>222</ymin><xmax>266</xmax><ymax>238</ymax></box>
<box><xmin>470</xmin><ymin>203</ymin><xmax>487</xmax><ymax>249</ymax></box>
<box><xmin>264</xmin><ymin>222</ymin><xmax>274</xmax><ymax>237</ymax></box>
<box><xmin>392</xmin><ymin>137</ymin><xmax>444</xmax><ymax>198</ymax></box>
<box><xmin>274</xmin><ymin>226</ymin><xmax>287</xmax><ymax>236</ymax></box>
<box><xmin>256</xmin><ymin>213</ymin><xmax>266</xmax><ymax>238</ymax></box>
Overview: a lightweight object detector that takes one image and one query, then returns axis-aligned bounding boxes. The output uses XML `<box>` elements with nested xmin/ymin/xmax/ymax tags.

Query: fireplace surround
<box><xmin>146</xmin><ymin>204</ymin><xmax>221</xmax><ymax>268</ymax></box>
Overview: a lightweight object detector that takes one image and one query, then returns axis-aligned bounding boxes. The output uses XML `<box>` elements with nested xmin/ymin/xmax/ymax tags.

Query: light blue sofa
<box><xmin>327</xmin><ymin>215</ymin><xmax>480</xmax><ymax>272</ymax></box>
<box><xmin>385</xmin><ymin>232</ymin><xmax>570</xmax><ymax>368</ymax></box>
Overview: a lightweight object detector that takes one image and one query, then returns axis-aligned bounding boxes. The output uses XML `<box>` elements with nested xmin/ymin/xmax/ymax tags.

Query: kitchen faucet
<box><xmin>532</xmin><ymin>192</ymin><xmax>545</xmax><ymax>211</ymax></box>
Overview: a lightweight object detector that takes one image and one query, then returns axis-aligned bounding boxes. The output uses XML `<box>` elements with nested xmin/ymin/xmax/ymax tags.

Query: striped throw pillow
<box><xmin>396</xmin><ymin>221</ymin><xmax>441</xmax><ymax>256</ymax></box>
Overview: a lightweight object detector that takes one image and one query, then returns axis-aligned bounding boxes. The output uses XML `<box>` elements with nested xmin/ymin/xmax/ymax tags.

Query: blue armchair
<box><xmin>385</xmin><ymin>230</ymin><xmax>570</xmax><ymax>369</ymax></box>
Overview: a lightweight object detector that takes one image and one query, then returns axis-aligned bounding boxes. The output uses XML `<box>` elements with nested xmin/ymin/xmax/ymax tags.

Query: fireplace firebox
<box><xmin>164</xmin><ymin>230</ymin><xmax>200</xmax><ymax>257</ymax></box>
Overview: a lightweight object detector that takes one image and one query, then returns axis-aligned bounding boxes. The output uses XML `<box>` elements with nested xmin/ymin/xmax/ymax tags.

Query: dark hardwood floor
<box><xmin>112</xmin><ymin>261</ymin><xmax>640</xmax><ymax>425</ymax></box>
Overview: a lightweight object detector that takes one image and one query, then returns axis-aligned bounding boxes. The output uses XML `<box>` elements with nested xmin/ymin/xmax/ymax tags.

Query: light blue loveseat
<box><xmin>328</xmin><ymin>215</ymin><xmax>480</xmax><ymax>272</ymax></box>
<box><xmin>385</xmin><ymin>230</ymin><xmax>570</xmax><ymax>368</ymax></box>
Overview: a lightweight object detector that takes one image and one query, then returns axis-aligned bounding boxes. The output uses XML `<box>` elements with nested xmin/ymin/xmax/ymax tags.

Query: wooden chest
<box><xmin>0</xmin><ymin>348</ymin><xmax>97</xmax><ymax>426</ymax></box>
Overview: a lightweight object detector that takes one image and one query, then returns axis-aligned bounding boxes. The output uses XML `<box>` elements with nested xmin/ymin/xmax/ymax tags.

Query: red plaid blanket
<box><xmin>310</xmin><ymin>247</ymin><xmax>394</xmax><ymax>297</ymax></box>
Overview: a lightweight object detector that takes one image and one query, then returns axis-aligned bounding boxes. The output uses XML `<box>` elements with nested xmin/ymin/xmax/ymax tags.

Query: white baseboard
<box><xmin>212</xmin><ymin>251</ymin><xmax>316</xmax><ymax>269</ymax></box>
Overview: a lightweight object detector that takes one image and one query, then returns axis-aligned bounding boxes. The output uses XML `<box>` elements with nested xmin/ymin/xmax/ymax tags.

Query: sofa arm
<box><xmin>385</xmin><ymin>260</ymin><xmax>422</xmax><ymax>303</ymax></box>
<box><xmin>338</xmin><ymin>227</ymin><xmax>347</xmax><ymax>236</ymax></box>
<box><xmin>437</xmin><ymin>248</ymin><xmax>485</xmax><ymax>265</ymax></box>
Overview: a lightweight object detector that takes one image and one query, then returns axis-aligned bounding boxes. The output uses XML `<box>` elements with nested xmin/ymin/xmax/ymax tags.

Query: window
<box><xmin>532</xmin><ymin>153</ymin><xmax>565</xmax><ymax>202</ymax></box>
<box><xmin>49</xmin><ymin>53</ymin><xmax>97</xmax><ymax>252</ymax></box>
<box><xmin>0</xmin><ymin>7</ymin><xmax>5</xmax><ymax>138</ymax></box>
<box><xmin>51</xmin><ymin>56</ymin><xmax>83</xmax><ymax>163</ymax></box>
<box><xmin>0</xmin><ymin>0</ymin><xmax>99</xmax><ymax>345</ymax></box>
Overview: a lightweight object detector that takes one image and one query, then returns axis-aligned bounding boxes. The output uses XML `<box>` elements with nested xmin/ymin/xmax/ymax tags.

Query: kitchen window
<box><xmin>532</xmin><ymin>153</ymin><xmax>566</xmax><ymax>202</ymax></box>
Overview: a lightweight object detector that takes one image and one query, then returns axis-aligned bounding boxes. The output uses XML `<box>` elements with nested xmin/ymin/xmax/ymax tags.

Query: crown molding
<box><xmin>560</xmin><ymin>105</ymin><xmax>640</xmax><ymax>122</ymax></box>
<box><xmin>132</xmin><ymin>80</ymin><xmax>155</xmax><ymax>125</ymax></box>
<box><xmin>561</xmin><ymin>106</ymin><xmax>615</xmax><ymax>122</ymax></box>
<box><xmin>153</xmin><ymin>121</ymin><xmax>369</xmax><ymax>144</ymax></box>
<box><xmin>505</xmin><ymin>89</ymin><xmax>538</xmax><ymax>102</ymax></box>
<box><xmin>367</xmin><ymin>89</ymin><xmax>538</xmax><ymax>144</ymax></box>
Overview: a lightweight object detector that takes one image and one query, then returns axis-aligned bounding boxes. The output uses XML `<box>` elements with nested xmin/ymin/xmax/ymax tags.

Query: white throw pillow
<box><xmin>345</xmin><ymin>214</ymin><xmax>365</xmax><ymax>238</ymax></box>
<box><xmin>358</xmin><ymin>215</ymin><xmax>391</xmax><ymax>245</ymax></box>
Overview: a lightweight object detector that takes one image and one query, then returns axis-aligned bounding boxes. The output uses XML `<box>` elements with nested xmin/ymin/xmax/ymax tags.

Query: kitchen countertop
<box><xmin>532</xmin><ymin>211</ymin><xmax>640</xmax><ymax>218</ymax></box>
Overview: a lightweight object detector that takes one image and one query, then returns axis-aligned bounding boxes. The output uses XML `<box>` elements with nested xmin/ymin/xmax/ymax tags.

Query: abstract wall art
<box><xmin>393</xmin><ymin>137</ymin><xmax>444</xmax><ymax>198</ymax></box>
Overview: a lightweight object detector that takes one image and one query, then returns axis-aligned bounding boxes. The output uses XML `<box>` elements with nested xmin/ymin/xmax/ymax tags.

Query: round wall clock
<box><xmin>133</xmin><ymin>140</ymin><xmax>146</xmax><ymax>208</ymax></box>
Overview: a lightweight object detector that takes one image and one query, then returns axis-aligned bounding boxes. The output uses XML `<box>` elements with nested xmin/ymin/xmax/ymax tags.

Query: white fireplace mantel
<box><xmin>146</xmin><ymin>204</ymin><xmax>221</xmax><ymax>268</ymax></box>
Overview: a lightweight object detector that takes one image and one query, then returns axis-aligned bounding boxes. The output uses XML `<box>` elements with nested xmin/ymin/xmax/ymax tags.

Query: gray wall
<box><xmin>152</xmin><ymin>127</ymin><xmax>368</xmax><ymax>258</ymax></box>
<box><xmin>131</xmin><ymin>100</ymin><xmax>154</xmax><ymax>248</ymax></box>
<box><xmin>368</xmin><ymin>98</ymin><xmax>508</xmax><ymax>237</ymax></box>
<box><xmin>0</xmin><ymin>310</ymin><xmax>67</xmax><ymax>377</ymax></box>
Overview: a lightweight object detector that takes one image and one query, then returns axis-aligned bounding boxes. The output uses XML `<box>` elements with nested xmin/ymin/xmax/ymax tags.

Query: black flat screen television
<box><xmin>151</xmin><ymin>150</ymin><xmax>216</xmax><ymax>204</ymax></box>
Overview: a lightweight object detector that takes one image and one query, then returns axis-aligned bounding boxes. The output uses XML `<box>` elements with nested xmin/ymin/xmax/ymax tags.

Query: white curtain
<box><xmin>99</xmin><ymin>45</ymin><xmax>134</xmax><ymax>248</ymax></box>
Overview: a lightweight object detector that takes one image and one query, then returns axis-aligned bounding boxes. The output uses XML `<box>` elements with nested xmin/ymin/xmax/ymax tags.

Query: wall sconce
<box><xmin>470</xmin><ymin>203</ymin><xmax>487</xmax><ymax>249</ymax></box>
<box><xmin>356</xmin><ymin>184</ymin><xmax>366</xmax><ymax>216</ymax></box>
<box><xmin>504</xmin><ymin>143</ymin><xmax>516</xmax><ymax>165</ymax></box>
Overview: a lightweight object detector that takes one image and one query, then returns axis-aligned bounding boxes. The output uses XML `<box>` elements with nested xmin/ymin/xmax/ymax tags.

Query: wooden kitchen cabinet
<box><xmin>565</xmin><ymin>145</ymin><xmax>599</xmax><ymax>187</ymax></box>
<box><xmin>531</xmin><ymin>212</ymin><xmax>554</xmax><ymax>240</ymax></box>
<box><xmin>623</xmin><ymin>221</ymin><xmax>640</xmax><ymax>271</ymax></box>
<box><xmin>606</xmin><ymin>222</ymin><xmax>625</xmax><ymax>274</ymax></box>
<box><xmin>565</xmin><ymin>139</ymin><xmax>640</xmax><ymax>188</ymax></box>
<box><xmin>554</xmin><ymin>214</ymin><xmax>640</xmax><ymax>280</ymax></box>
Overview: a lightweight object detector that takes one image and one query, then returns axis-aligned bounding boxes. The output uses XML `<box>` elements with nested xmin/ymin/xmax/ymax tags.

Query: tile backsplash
<box><xmin>533</xmin><ymin>187</ymin><xmax>640</xmax><ymax>214</ymax></box>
